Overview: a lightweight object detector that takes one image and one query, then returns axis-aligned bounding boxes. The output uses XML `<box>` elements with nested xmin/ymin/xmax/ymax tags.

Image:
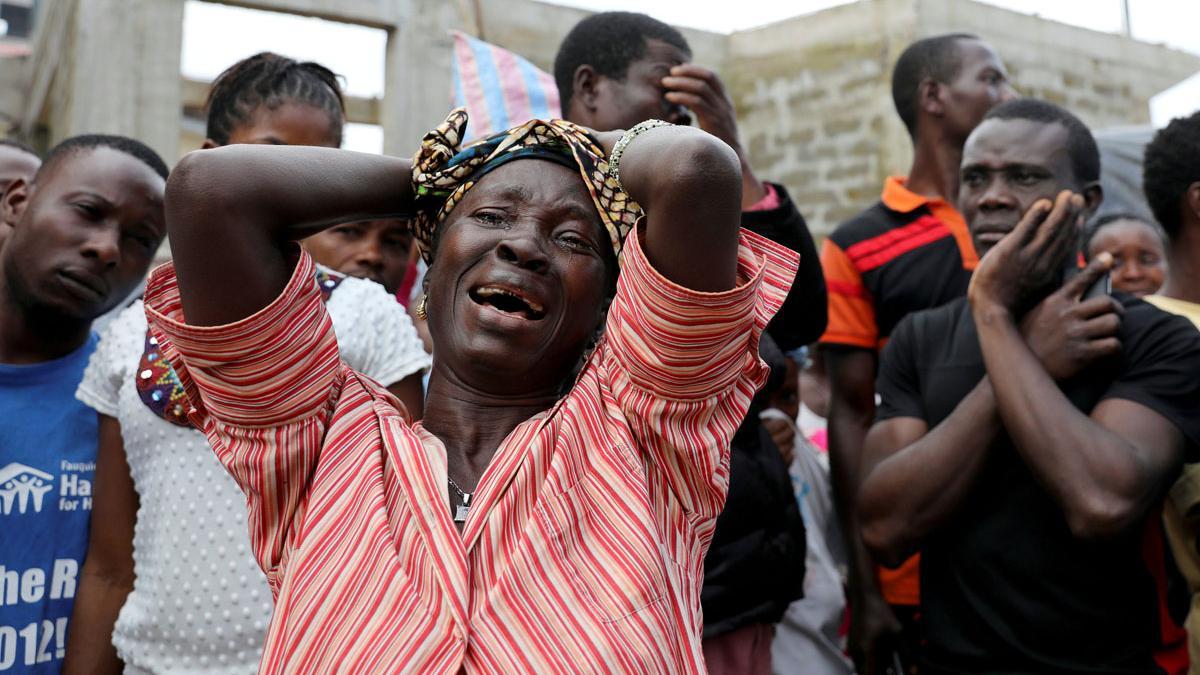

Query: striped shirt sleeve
<box><xmin>143</xmin><ymin>250</ymin><xmax>342</xmax><ymax>592</ymax></box>
<box><xmin>605</xmin><ymin>227</ymin><xmax>799</xmax><ymax>401</ymax></box>
<box><xmin>603</xmin><ymin>228</ymin><xmax>799</xmax><ymax>523</ymax></box>
<box><xmin>142</xmin><ymin>250</ymin><xmax>341</xmax><ymax>427</ymax></box>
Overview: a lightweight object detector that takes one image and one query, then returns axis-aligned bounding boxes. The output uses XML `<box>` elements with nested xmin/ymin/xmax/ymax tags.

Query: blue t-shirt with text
<box><xmin>0</xmin><ymin>335</ymin><xmax>99</xmax><ymax>674</ymax></box>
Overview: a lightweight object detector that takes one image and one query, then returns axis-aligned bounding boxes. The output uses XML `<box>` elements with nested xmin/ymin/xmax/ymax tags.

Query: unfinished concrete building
<box><xmin>1</xmin><ymin>0</ymin><xmax>1196</xmax><ymax>236</ymax></box>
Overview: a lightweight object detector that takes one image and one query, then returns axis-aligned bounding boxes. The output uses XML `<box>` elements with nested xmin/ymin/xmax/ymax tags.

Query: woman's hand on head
<box><xmin>613</xmin><ymin>124</ymin><xmax>742</xmax><ymax>291</ymax></box>
<box><xmin>166</xmin><ymin>144</ymin><xmax>415</xmax><ymax>326</ymax></box>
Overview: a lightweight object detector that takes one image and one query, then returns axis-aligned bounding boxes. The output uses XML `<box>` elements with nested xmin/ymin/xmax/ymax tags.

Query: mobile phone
<box><xmin>1062</xmin><ymin>256</ymin><xmax>1111</xmax><ymax>300</ymax></box>
<box><xmin>1082</xmin><ymin>272</ymin><xmax>1112</xmax><ymax>300</ymax></box>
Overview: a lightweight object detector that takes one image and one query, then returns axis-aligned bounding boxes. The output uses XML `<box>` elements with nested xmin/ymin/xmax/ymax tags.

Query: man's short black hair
<box><xmin>0</xmin><ymin>138</ymin><xmax>39</xmax><ymax>159</ymax></box>
<box><xmin>891</xmin><ymin>33</ymin><xmax>980</xmax><ymax>138</ymax></box>
<box><xmin>36</xmin><ymin>134</ymin><xmax>169</xmax><ymax>183</ymax></box>
<box><xmin>554</xmin><ymin>11</ymin><xmax>690</xmax><ymax>114</ymax></box>
<box><xmin>205</xmin><ymin>51</ymin><xmax>345</xmax><ymax>147</ymax></box>
<box><xmin>982</xmin><ymin>98</ymin><xmax>1100</xmax><ymax>185</ymax></box>
<box><xmin>1143</xmin><ymin>110</ymin><xmax>1200</xmax><ymax>240</ymax></box>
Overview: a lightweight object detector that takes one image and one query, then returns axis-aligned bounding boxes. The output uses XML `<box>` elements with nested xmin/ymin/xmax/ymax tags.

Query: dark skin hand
<box><xmin>164</xmin><ymin>122</ymin><xmax>742</xmax><ymax>527</ymax></box>
<box><xmin>565</xmin><ymin>44</ymin><xmax>765</xmax><ymax>211</ymax></box>
<box><xmin>859</xmin><ymin>252</ymin><xmax>1124</xmax><ymax>564</ymax></box>
<box><xmin>566</xmin><ymin>42</ymin><xmax>825</xmax><ymax>347</ymax></box>
<box><xmin>968</xmin><ymin>191</ymin><xmax>1088</xmax><ymax>314</ymax></box>
<box><xmin>970</xmin><ymin>190</ymin><xmax>1186</xmax><ymax>538</ymax></box>
<box><xmin>824</xmin><ymin>346</ymin><xmax>900</xmax><ymax>675</ymax></box>
<box><xmin>762</xmin><ymin>416</ymin><xmax>796</xmax><ymax>464</ymax></box>
<box><xmin>62</xmin><ymin>416</ymin><xmax>137</xmax><ymax>675</ymax></box>
<box><xmin>592</xmin><ymin>125</ymin><xmax>742</xmax><ymax>290</ymax></box>
<box><xmin>662</xmin><ymin>64</ymin><xmax>767</xmax><ymax>209</ymax></box>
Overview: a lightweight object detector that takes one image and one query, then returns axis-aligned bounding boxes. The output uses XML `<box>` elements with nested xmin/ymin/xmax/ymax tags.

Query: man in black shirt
<box><xmin>857</xmin><ymin>98</ymin><xmax>1200</xmax><ymax>674</ymax></box>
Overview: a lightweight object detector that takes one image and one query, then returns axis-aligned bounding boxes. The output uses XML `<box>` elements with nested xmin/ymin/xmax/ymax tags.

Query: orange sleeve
<box><xmin>818</xmin><ymin>238</ymin><xmax>878</xmax><ymax>349</ymax></box>
<box><xmin>878</xmin><ymin>556</ymin><xmax>921</xmax><ymax>606</ymax></box>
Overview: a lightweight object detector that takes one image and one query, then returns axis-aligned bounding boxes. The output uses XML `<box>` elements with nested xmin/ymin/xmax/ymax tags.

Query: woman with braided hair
<box><xmin>146</xmin><ymin>107</ymin><xmax>798</xmax><ymax>672</ymax></box>
<box><xmin>63</xmin><ymin>53</ymin><xmax>429</xmax><ymax>674</ymax></box>
<box><xmin>200</xmin><ymin>51</ymin><xmax>345</xmax><ymax>149</ymax></box>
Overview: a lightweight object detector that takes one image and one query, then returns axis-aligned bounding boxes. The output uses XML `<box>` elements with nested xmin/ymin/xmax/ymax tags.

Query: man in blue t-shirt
<box><xmin>0</xmin><ymin>135</ymin><xmax>168</xmax><ymax>674</ymax></box>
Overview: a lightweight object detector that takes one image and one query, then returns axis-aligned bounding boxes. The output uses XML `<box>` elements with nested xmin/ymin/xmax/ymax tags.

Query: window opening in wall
<box><xmin>180</xmin><ymin>0</ymin><xmax>387</xmax><ymax>153</ymax></box>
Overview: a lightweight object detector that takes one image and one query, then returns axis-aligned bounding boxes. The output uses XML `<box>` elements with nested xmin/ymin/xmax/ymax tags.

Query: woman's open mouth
<box><xmin>469</xmin><ymin>284</ymin><xmax>546</xmax><ymax>320</ymax></box>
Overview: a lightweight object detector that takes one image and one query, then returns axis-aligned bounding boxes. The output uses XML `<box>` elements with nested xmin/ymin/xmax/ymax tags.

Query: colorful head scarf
<box><xmin>410</xmin><ymin>108</ymin><xmax>642</xmax><ymax>264</ymax></box>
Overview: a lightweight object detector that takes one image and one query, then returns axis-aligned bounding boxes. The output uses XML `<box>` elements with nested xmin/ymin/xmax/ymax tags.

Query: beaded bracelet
<box><xmin>607</xmin><ymin>119</ymin><xmax>671</xmax><ymax>187</ymax></box>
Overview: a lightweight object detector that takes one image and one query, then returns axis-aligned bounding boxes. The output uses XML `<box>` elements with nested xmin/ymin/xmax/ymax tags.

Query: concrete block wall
<box><xmin>45</xmin><ymin>0</ymin><xmax>184</xmax><ymax>166</ymax></box>
<box><xmin>725</xmin><ymin>0</ymin><xmax>1200</xmax><ymax>238</ymax></box>
<box><xmin>7</xmin><ymin>0</ymin><xmax>1196</xmax><ymax>240</ymax></box>
<box><xmin>918</xmin><ymin>0</ymin><xmax>1199</xmax><ymax>130</ymax></box>
<box><xmin>466</xmin><ymin>0</ymin><xmax>727</xmax><ymax>73</ymax></box>
<box><xmin>726</xmin><ymin>0</ymin><xmax>918</xmax><ymax>236</ymax></box>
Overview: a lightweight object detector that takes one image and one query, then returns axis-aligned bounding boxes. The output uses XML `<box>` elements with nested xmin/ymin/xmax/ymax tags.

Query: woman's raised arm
<box><xmin>602</xmin><ymin>125</ymin><xmax>743</xmax><ymax>292</ymax></box>
<box><xmin>165</xmin><ymin>147</ymin><xmax>414</xmax><ymax>326</ymax></box>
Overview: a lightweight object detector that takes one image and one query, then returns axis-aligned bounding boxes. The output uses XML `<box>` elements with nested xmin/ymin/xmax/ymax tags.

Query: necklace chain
<box><xmin>448</xmin><ymin>475</ymin><xmax>473</xmax><ymax>524</ymax></box>
<box><xmin>447</xmin><ymin>475</ymin><xmax>472</xmax><ymax>503</ymax></box>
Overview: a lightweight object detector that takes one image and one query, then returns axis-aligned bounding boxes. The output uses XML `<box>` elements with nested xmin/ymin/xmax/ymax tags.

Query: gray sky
<box><xmin>181</xmin><ymin>0</ymin><xmax>1199</xmax><ymax>153</ymax></box>
<box><xmin>552</xmin><ymin>0</ymin><xmax>1197</xmax><ymax>51</ymax></box>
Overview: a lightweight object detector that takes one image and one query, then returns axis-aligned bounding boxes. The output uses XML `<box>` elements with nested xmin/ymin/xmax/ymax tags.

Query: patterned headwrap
<box><xmin>411</xmin><ymin>108</ymin><xmax>642</xmax><ymax>264</ymax></box>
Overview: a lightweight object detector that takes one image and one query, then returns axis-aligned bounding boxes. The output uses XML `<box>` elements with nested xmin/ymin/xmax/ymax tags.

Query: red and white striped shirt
<box><xmin>144</xmin><ymin>229</ymin><xmax>797</xmax><ymax>674</ymax></box>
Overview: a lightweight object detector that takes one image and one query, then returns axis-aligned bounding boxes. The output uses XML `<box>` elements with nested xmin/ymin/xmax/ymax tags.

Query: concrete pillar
<box><xmin>381</xmin><ymin>0</ymin><xmax>457</xmax><ymax>157</ymax></box>
<box><xmin>48</xmin><ymin>0</ymin><xmax>185</xmax><ymax>163</ymax></box>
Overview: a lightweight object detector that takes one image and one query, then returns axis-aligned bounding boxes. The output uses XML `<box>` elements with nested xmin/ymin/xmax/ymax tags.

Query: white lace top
<box><xmin>76</xmin><ymin>271</ymin><xmax>430</xmax><ymax>674</ymax></box>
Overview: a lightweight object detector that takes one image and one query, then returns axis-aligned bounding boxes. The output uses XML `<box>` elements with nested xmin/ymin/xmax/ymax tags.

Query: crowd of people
<box><xmin>0</xmin><ymin>9</ymin><xmax>1198</xmax><ymax>675</ymax></box>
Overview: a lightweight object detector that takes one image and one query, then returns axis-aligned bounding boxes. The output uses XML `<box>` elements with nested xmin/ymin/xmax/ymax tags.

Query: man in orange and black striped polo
<box><xmin>819</xmin><ymin>34</ymin><xmax>1015</xmax><ymax>675</ymax></box>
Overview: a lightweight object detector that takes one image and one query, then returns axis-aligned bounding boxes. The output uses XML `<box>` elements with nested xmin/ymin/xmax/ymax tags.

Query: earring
<box><xmin>416</xmin><ymin>293</ymin><xmax>428</xmax><ymax>320</ymax></box>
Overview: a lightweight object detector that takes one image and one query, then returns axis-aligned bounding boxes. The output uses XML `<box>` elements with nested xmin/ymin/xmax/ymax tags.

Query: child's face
<box><xmin>1087</xmin><ymin>218</ymin><xmax>1167</xmax><ymax>298</ymax></box>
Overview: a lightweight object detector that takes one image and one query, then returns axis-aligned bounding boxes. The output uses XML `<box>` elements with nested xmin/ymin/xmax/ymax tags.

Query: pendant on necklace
<box><xmin>454</xmin><ymin>493</ymin><xmax>472</xmax><ymax>523</ymax></box>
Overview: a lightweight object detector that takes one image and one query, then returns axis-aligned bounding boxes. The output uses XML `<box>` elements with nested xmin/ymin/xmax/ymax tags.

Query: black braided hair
<box><xmin>205</xmin><ymin>51</ymin><xmax>346</xmax><ymax>147</ymax></box>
